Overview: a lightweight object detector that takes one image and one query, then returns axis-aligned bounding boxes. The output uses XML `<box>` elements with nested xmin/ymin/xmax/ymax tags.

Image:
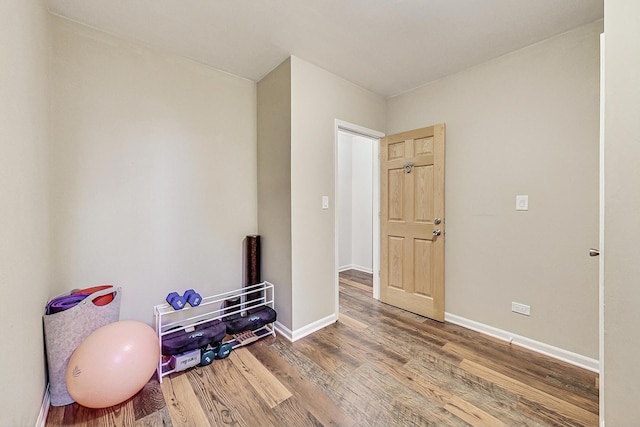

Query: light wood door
<box><xmin>380</xmin><ymin>124</ymin><xmax>445</xmax><ymax>321</ymax></box>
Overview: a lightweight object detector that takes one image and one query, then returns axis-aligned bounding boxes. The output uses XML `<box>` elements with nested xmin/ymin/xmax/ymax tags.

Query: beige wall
<box><xmin>257</xmin><ymin>59</ymin><xmax>293</xmax><ymax>329</ymax></box>
<box><xmin>290</xmin><ymin>57</ymin><xmax>386</xmax><ymax>331</ymax></box>
<box><xmin>50</xmin><ymin>17</ymin><xmax>257</xmax><ymax>323</ymax></box>
<box><xmin>603</xmin><ymin>0</ymin><xmax>640</xmax><ymax>422</ymax></box>
<box><xmin>257</xmin><ymin>57</ymin><xmax>385</xmax><ymax>335</ymax></box>
<box><xmin>0</xmin><ymin>0</ymin><xmax>51</xmax><ymax>424</ymax></box>
<box><xmin>387</xmin><ymin>21</ymin><xmax>602</xmax><ymax>358</ymax></box>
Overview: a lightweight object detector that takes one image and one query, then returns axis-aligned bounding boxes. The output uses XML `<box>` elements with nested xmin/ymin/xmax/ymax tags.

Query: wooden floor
<box><xmin>339</xmin><ymin>269</ymin><xmax>373</xmax><ymax>293</ymax></box>
<box><xmin>46</xmin><ymin>271</ymin><xmax>598</xmax><ymax>426</ymax></box>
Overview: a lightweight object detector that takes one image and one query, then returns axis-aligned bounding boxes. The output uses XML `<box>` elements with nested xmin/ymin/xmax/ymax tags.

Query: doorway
<box><xmin>334</xmin><ymin>120</ymin><xmax>384</xmax><ymax>316</ymax></box>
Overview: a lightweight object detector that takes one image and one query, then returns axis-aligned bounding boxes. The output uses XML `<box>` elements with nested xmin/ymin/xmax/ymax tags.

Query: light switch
<box><xmin>322</xmin><ymin>196</ymin><xmax>329</xmax><ymax>209</ymax></box>
<box><xmin>516</xmin><ymin>195</ymin><xmax>529</xmax><ymax>211</ymax></box>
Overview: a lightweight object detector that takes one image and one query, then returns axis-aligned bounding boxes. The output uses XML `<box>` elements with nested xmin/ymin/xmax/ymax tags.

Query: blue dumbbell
<box><xmin>184</xmin><ymin>289</ymin><xmax>202</xmax><ymax>307</ymax></box>
<box><xmin>166</xmin><ymin>292</ymin><xmax>186</xmax><ymax>310</ymax></box>
<box><xmin>200</xmin><ymin>347</ymin><xmax>216</xmax><ymax>366</ymax></box>
<box><xmin>216</xmin><ymin>342</ymin><xmax>232</xmax><ymax>359</ymax></box>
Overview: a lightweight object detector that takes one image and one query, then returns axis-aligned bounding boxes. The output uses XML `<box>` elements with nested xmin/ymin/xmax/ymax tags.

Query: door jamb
<box><xmin>598</xmin><ymin>32</ymin><xmax>605</xmax><ymax>427</ymax></box>
<box><xmin>334</xmin><ymin>119</ymin><xmax>385</xmax><ymax>317</ymax></box>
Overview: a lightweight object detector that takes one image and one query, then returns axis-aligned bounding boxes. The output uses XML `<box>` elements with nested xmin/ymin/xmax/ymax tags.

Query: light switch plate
<box><xmin>322</xmin><ymin>196</ymin><xmax>329</xmax><ymax>209</ymax></box>
<box><xmin>516</xmin><ymin>195</ymin><xmax>528</xmax><ymax>211</ymax></box>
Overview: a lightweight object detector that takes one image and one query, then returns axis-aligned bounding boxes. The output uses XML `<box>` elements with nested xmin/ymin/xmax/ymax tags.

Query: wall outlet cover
<box><xmin>511</xmin><ymin>301</ymin><xmax>531</xmax><ymax>316</ymax></box>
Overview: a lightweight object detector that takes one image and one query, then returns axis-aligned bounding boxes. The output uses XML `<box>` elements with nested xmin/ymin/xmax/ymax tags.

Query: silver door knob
<box><xmin>589</xmin><ymin>248</ymin><xmax>600</xmax><ymax>257</ymax></box>
<box><xmin>434</xmin><ymin>218</ymin><xmax>441</xmax><ymax>225</ymax></box>
<box><xmin>433</xmin><ymin>229</ymin><xmax>441</xmax><ymax>237</ymax></box>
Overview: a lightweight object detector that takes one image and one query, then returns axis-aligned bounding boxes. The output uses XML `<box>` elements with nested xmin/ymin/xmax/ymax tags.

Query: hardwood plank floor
<box><xmin>340</xmin><ymin>269</ymin><xmax>373</xmax><ymax>287</ymax></box>
<box><xmin>46</xmin><ymin>275</ymin><xmax>598</xmax><ymax>426</ymax></box>
<box><xmin>340</xmin><ymin>270</ymin><xmax>373</xmax><ymax>293</ymax></box>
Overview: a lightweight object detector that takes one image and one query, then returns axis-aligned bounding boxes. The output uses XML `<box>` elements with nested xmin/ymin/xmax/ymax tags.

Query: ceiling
<box><xmin>45</xmin><ymin>0</ymin><xmax>603</xmax><ymax>98</ymax></box>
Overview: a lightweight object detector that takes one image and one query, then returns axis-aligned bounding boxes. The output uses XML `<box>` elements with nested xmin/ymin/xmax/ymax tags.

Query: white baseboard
<box><xmin>351</xmin><ymin>265</ymin><xmax>373</xmax><ymax>274</ymax></box>
<box><xmin>445</xmin><ymin>312</ymin><xmax>600</xmax><ymax>373</ymax></box>
<box><xmin>274</xmin><ymin>313</ymin><xmax>337</xmax><ymax>342</ymax></box>
<box><xmin>35</xmin><ymin>383</ymin><xmax>50</xmax><ymax>427</ymax></box>
<box><xmin>338</xmin><ymin>264</ymin><xmax>373</xmax><ymax>274</ymax></box>
<box><xmin>273</xmin><ymin>321</ymin><xmax>293</xmax><ymax>341</ymax></box>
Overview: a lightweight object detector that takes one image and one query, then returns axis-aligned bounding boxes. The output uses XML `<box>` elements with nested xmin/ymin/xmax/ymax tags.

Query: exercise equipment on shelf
<box><xmin>154</xmin><ymin>281</ymin><xmax>276</xmax><ymax>382</ymax></box>
<box><xmin>233</xmin><ymin>330</ymin><xmax>260</xmax><ymax>346</ymax></box>
<box><xmin>199</xmin><ymin>341</ymin><xmax>233</xmax><ymax>366</ymax></box>
<box><xmin>166</xmin><ymin>292</ymin><xmax>186</xmax><ymax>310</ymax></box>
<box><xmin>161</xmin><ymin>318</ymin><xmax>226</xmax><ymax>356</ymax></box>
<box><xmin>217</xmin><ymin>342</ymin><xmax>233</xmax><ymax>359</ymax></box>
<box><xmin>166</xmin><ymin>289</ymin><xmax>203</xmax><ymax>310</ymax></box>
<box><xmin>200</xmin><ymin>347</ymin><xmax>216</xmax><ymax>366</ymax></box>
<box><xmin>183</xmin><ymin>289</ymin><xmax>202</xmax><ymax>307</ymax></box>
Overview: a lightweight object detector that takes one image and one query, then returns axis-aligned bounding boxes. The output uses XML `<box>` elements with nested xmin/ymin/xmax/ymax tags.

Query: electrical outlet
<box><xmin>511</xmin><ymin>302</ymin><xmax>531</xmax><ymax>316</ymax></box>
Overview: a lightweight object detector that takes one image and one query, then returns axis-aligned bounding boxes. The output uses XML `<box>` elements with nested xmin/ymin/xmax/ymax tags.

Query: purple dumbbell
<box><xmin>166</xmin><ymin>292</ymin><xmax>186</xmax><ymax>310</ymax></box>
<box><xmin>183</xmin><ymin>289</ymin><xmax>202</xmax><ymax>307</ymax></box>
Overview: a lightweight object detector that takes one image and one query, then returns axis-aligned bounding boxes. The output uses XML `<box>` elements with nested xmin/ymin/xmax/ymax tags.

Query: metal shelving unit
<box><xmin>153</xmin><ymin>281</ymin><xmax>275</xmax><ymax>382</ymax></box>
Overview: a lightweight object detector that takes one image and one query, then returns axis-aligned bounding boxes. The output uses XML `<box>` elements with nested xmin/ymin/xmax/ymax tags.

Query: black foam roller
<box><xmin>243</xmin><ymin>235</ymin><xmax>261</xmax><ymax>302</ymax></box>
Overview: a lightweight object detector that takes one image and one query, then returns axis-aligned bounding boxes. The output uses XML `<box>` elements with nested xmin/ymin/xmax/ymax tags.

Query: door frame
<box><xmin>334</xmin><ymin>119</ymin><xmax>385</xmax><ymax>316</ymax></box>
<box><xmin>598</xmin><ymin>32</ymin><xmax>605</xmax><ymax>427</ymax></box>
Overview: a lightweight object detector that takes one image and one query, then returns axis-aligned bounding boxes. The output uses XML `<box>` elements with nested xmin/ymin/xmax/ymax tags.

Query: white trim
<box><xmin>35</xmin><ymin>383</ymin><xmax>50</xmax><ymax>427</ymax></box>
<box><xmin>598</xmin><ymin>32</ymin><xmax>606</xmax><ymax>427</ymax></box>
<box><xmin>338</xmin><ymin>264</ymin><xmax>373</xmax><ymax>274</ymax></box>
<box><xmin>336</xmin><ymin>120</ymin><xmax>385</xmax><ymax>139</ymax></box>
<box><xmin>275</xmin><ymin>313</ymin><xmax>337</xmax><ymax>342</ymax></box>
<box><xmin>352</xmin><ymin>265</ymin><xmax>373</xmax><ymax>274</ymax></box>
<box><xmin>445</xmin><ymin>312</ymin><xmax>600</xmax><ymax>373</ymax></box>
<box><xmin>274</xmin><ymin>321</ymin><xmax>293</xmax><ymax>341</ymax></box>
<box><xmin>371</xmin><ymin>138</ymin><xmax>380</xmax><ymax>301</ymax></box>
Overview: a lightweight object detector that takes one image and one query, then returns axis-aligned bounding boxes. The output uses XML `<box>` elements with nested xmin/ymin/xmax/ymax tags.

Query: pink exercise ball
<box><xmin>66</xmin><ymin>320</ymin><xmax>159</xmax><ymax>408</ymax></box>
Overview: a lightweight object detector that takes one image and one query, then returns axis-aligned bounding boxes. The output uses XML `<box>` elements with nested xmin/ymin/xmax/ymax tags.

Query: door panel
<box><xmin>388</xmin><ymin>169</ymin><xmax>405</xmax><ymax>220</ymax></box>
<box><xmin>388</xmin><ymin>236</ymin><xmax>404</xmax><ymax>288</ymax></box>
<box><xmin>380</xmin><ymin>124</ymin><xmax>445</xmax><ymax>321</ymax></box>
<box><xmin>414</xmin><ymin>165</ymin><xmax>434</xmax><ymax>222</ymax></box>
<box><xmin>414</xmin><ymin>239</ymin><xmax>432</xmax><ymax>296</ymax></box>
<box><xmin>415</xmin><ymin>136</ymin><xmax>434</xmax><ymax>155</ymax></box>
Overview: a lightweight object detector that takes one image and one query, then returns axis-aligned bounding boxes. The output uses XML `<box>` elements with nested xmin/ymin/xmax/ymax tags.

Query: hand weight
<box><xmin>166</xmin><ymin>292</ymin><xmax>186</xmax><ymax>310</ymax></box>
<box><xmin>216</xmin><ymin>342</ymin><xmax>232</xmax><ymax>359</ymax></box>
<box><xmin>200</xmin><ymin>347</ymin><xmax>216</xmax><ymax>366</ymax></box>
<box><xmin>183</xmin><ymin>289</ymin><xmax>202</xmax><ymax>307</ymax></box>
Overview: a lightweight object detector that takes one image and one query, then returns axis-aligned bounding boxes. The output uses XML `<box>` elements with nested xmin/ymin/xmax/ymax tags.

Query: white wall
<box><xmin>351</xmin><ymin>137</ymin><xmax>373</xmax><ymax>272</ymax></box>
<box><xmin>387</xmin><ymin>21</ymin><xmax>602</xmax><ymax>359</ymax></box>
<box><xmin>290</xmin><ymin>57</ymin><xmax>385</xmax><ymax>331</ymax></box>
<box><xmin>603</xmin><ymin>0</ymin><xmax>640</xmax><ymax>422</ymax></box>
<box><xmin>338</xmin><ymin>131</ymin><xmax>374</xmax><ymax>273</ymax></box>
<box><xmin>0</xmin><ymin>1</ymin><xmax>51</xmax><ymax>424</ymax></box>
<box><xmin>337</xmin><ymin>132</ymin><xmax>353</xmax><ymax>269</ymax></box>
<box><xmin>50</xmin><ymin>17</ymin><xmax>257</xmax><ymax>324</ymax></box>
